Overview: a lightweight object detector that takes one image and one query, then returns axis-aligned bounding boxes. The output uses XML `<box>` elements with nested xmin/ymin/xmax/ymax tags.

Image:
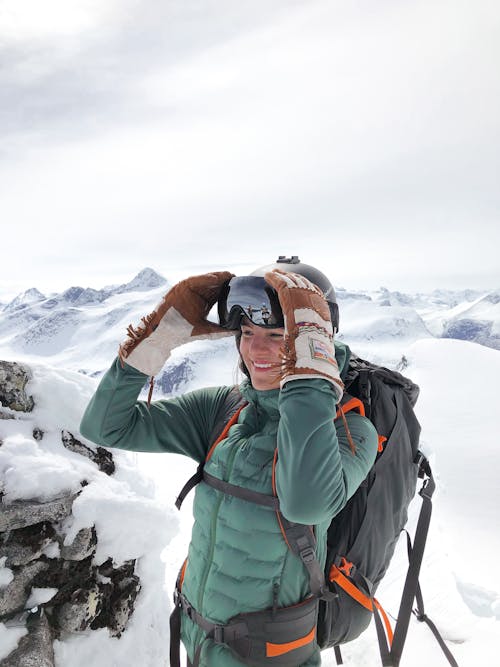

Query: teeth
<box><xmin>254</xmin><ymin>363</ymin><xmax>272</xmax><ymax>369</ymax></box>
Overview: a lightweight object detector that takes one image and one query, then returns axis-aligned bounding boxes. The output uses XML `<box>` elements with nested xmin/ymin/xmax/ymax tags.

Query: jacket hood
<box><xmin>335</xmin><ymin>340</ymin><xmax>351</xmax><ymax>379</ymax></box>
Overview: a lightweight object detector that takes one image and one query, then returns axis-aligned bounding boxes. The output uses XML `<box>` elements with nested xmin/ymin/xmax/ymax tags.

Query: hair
<box><xmin>235</xmin><ymin>330</ymin><xmax>250</xmax><ymax>380</ymax></box>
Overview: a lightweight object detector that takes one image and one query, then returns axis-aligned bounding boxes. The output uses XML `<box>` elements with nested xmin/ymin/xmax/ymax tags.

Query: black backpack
<box><xmin>172</xmin><ymin>353</ymin><xmax>459</xmax><ymax>667</ymax></box>
<box><xmin>317</xmin><ymin>353</ymin><xmax>457</xmax><ymax>666</ymax></box>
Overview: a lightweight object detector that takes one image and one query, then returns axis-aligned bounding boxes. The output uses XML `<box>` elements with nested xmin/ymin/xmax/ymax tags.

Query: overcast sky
<box><xmin>1</xmin><ymin>0</ymin><xmax>499</xmax><ymax>299</ymax></box>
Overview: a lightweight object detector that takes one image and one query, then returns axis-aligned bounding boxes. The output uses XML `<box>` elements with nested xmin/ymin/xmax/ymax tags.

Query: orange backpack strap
<box><xmin>329</xmin><ymin>559</ymin><xmax>394</xmax><ymax>647</ymax></box>
<box><xmin>206</xmin><ymin>403</ymin><xmax>246</xmax><ymax>461</ymax></box>
<box><xmin>335</xmin><ymin>396</ymin><xmax>365</xmax><ymax>455</ymax></box>
<box><xmin>174</xmin><ymin>390</ymin><xmax>247</xmax><ymax>510</ymax></box>
<box><xmin>336</xmin><ymin>395</ymin><xmax>390</xmax><ymax>454</ymax></box>
<box><xmin>336</xmin><ymin>396</ymin><xmax>365</xmax><ymax>418</ymax></box>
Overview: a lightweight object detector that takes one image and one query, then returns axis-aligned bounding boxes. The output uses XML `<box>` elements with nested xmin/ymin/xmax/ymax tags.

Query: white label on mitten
<box><xmin>309</xmin><ymin>338</ymin><xmax>336</xmax><ymax>365</ymax></box>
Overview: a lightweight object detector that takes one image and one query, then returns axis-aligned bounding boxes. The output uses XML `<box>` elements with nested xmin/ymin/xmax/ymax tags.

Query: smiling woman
<box><xmin>79</xmin><ymin>255</ymin><xmax>378</xmax><ymax>666</ymax></box>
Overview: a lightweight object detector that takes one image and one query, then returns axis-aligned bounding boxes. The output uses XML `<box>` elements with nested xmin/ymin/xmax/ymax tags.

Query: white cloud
<box><xmin>0</xmin><ymin>0</ymin><xmax>118</xmax><ymax>40</ymax></box>
<box><xmin>0</xmin><ymin>0</ymin><xmax>499</xmax><ymax>294</ymax></box>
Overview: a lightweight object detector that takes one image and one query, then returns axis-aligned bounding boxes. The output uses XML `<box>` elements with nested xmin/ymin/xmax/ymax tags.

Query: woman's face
<box><xmin>239</xmin><ymin>320</ymin><xmax>285</xmax><ymax>391</ymax></box>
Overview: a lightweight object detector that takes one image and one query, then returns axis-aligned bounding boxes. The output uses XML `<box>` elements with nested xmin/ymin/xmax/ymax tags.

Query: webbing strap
<box><xmin>372</xmin><ymin>597</ymin><xmax>393</xmax><ymax>666</ymax></box>
<box><xmin>175</xmin><ymin>401</ymin><xmax>247</xmax><ymax>511</ymax></box>
<box><xmin>329</xmin><ymin>564</ymin><xmax>394</xmax><ymax>648</ymax></box>
<box><xmin>330</xmin><ymin>565</ymin><xmax>372</xmax><ymax>611</ymax></box>
<box><xmin>270</xmin><ymin>449</ymin><xmax>330</xmax><ymax>599</ymax></box>
<box><xmin>202</xmin><ymin>471</ymin><xmax>281</xmax><ymax>509</ymax></box>
<box><xmin>336</xmin><ymin>396</ymin><xmax>365</xmax><ymax>418</ymax></box>
<box><xmin>175</xmin><ymin>463</ymin><xmax>203</xmax><ymax>510</ymax></box>
<box><xmin>404</xmin><ymin>532</ymin><xmax>460</xmax><ymax>667</ymax></box>
<box><xmin>390</xmin><ymin>455</ymin><xmax>435</xmax><ymax>666</ymax></box>
<box><xmin>173</xmin><ymin>590</ymin><xmax>249</xmax><ymax>667</ymax></box>
<box><xmin>177</xmin><ymin>591</ymin><xmax>248</xmax><ymax>644</ymax></box>
<box><xmin>414</xmin><ymin>614</ymin><xmax>460</xmax><ymax>667</ymax></box>
<box><xmin>206</xmin><ymin>403</ymin><xmax>246</xmax><ymax>461</ymax></box>
<box><xmin>169</xmin><ymin>602</ymin><xmax>182</xmax><ymax>667</ymax></box>
<box><xmin>277</xmin><ymin>515</ymin><xmax>327</xmax><ymax>598</ymax></box>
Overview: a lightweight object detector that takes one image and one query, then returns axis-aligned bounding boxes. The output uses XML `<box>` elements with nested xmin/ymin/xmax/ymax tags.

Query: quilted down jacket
<box><xmin>80</xmin><ymin>341</ymin><xmax>378</xmax><ymax>666</ymax></box>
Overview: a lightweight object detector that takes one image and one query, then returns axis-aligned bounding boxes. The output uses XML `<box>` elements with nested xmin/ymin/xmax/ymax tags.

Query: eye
<box><xmin>270</xmin><ymin>332</ymin><xmax>284</xmax><ymax>339</ymax></box>
<box><xmin>241</xmin><ymin>328</ymin><xmax>252</xmax><ymax>337</ymax></box>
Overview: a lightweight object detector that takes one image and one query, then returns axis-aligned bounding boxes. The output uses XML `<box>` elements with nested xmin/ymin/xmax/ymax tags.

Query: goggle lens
<box><xmin>218</xmin><ymin>276</ymin><xmax>284</xmax><ymax>329</ymax></box>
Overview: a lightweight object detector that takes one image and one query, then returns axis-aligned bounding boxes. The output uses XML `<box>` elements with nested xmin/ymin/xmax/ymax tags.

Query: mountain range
<box><xmin>0</xmin><ymin>268</ymin><xmax>498</xmax><ymax>393</ymax></box>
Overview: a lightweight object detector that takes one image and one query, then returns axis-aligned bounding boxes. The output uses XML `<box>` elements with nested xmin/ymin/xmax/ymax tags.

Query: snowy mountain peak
<box><xmin>115</xmin><ymin>268</ymin><xmax>167</xmax><ymax>294</ymax></box>
<box><xmin>3</xmin><ymin>287</ymin><xmax>46</xmax><ymax>312</ymax></box>
<box><xmin>62</xmin><ymin>286</ymin><xmax>106</xmax><ymax>305</ymax></box>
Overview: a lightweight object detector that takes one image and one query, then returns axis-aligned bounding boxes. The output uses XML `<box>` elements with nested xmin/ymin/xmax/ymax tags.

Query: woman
<box><xmin>80</xmin><ymin>257</ymin><xmax>378</xmax><ymax>667</ymax></box>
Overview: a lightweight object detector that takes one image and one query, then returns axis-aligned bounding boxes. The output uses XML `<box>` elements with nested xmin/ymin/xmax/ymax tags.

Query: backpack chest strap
<box><xmin>202</xmin><ymin>471</ymin><xmax>281</xmax><ymax>509</ymax></box>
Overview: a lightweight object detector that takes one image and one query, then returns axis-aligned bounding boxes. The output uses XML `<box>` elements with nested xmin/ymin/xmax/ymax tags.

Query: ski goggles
<box><xmin>218</xmin><ymin>276</ymin><xmax>284</xmax><ymax>329</ymax></box>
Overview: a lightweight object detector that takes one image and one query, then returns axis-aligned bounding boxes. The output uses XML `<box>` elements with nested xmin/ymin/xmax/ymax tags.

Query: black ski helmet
<box><xmin>250</xmin><ymin>255</ymin><xmax>339</xmax><ymax>331</ymax></box>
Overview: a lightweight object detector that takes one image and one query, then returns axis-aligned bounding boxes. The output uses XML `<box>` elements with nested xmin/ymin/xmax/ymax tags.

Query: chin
<box><xmin>250</xmin><ymin>376</ymin><xmax>280</xmax><ymax>391</ymax></box>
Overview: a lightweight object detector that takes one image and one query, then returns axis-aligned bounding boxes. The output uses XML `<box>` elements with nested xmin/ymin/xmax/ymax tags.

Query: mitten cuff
<box><xmin>281</xmin><ymin>373</ymin><xmax>344</xmax><ymax>402</ymax></box>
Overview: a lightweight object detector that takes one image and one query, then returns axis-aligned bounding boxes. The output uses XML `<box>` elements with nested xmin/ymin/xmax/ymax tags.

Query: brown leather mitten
<box><xmin>119</xmin><ymin>271</ymin><xmax>234</xmax><ymax>377</ymax></box>
<box><xmin>265</xmin><ymin>270</ymin><xmax>343</xmax><ymax>401</ymax></box>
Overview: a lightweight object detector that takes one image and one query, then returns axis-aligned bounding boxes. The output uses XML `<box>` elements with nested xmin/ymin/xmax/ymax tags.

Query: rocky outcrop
<box><xmin>60</xmin><ymin>430</ymin><xmax>115</xmax><ymax>476</ymax></box>
<box><xmin>0</xmin><ymin>495</ymin><xmax>78</xmax><ymax>533</ymax></box>
<box><xmin>0</xmin><ymin>362</ymin><xmax>141</xmax><ymax>666</ymax></box>
<box><xmin>0</xmin><ymin>609</ymin><xmax>55</xmax><ymax>667</ymax></box>
<box><xmin>0</xmin><ymin>361</ymin><xmax>34</xmax><ymax>413</ymax></box>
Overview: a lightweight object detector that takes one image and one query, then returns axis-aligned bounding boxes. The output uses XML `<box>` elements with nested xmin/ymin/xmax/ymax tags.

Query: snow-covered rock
<box><xmin>0</xmin><ymin>361</ymin><xmax>177</xmax><ymax>666</ymax></box>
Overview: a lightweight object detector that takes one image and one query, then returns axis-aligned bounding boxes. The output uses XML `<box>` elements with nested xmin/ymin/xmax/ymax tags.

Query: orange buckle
<box><xmin>337</xmin><ymin>556</ymin><xmax>355</xmax><ymax>577</ymax></box>
<box><xmin>377</xmin><ymin>434</ymin><xmax>387</xmax><ymax>453</ymax></box>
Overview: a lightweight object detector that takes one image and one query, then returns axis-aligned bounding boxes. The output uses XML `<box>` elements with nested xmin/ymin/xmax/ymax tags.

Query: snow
<box><xmin>65</xmin><ymin>476</ymin><xmax>178</xmax><ymax>566</ymax></box>
<box><xmin>26</xmin><ymin>587</ymin><xmax>58</xmax><ymax>608</ymax></box>
<box><xmin>407</xmin><ymin>339</ymin><xmax>500</xmax><ymax>594</ymax></box>
<box><xmin>0</xmin><ymin>288</ymin><xmax>499</xmax><ymax>665</ymax></box>
<box><xmin>0</xmin><ymin>557</ymin><xmax>14</xmax><ymax>587</ymax></box>
<box><xmin>0</xmin><ymin>363</ymin><xmax>178</xmax><ymax>665</ymax></box>
<box><xmin>0</xmin><ymin>622</ymin><xmax>28</xmax><ymax>659</ymax></box>
<box><xmin>0</xmin><ymin>431</ymin><xmax>93</xmax><ymax>502</ymax></box>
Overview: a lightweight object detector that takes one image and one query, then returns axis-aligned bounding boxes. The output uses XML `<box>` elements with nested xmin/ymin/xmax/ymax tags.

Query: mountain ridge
<box><xmin>0</xmin><ymin>270</ymin><xmax>498</xmax><ymax>389</ymax></box>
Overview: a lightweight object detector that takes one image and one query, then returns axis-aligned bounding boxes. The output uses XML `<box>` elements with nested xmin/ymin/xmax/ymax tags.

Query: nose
<box><xmin>250</xmin><ymin>333</ymin><xmax>269</xmax><ymax>353</ymax></box>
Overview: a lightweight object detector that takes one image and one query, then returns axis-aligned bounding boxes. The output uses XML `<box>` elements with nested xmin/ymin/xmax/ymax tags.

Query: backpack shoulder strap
<box><xmin>175</xmin><ymin>386</ymin><xmax>247</xmax><ymax>510</ymax></box>
<box><xmin>208</xmin><ymin>386</ymin><xmax>247</xmax><ymax>447</ymax></box>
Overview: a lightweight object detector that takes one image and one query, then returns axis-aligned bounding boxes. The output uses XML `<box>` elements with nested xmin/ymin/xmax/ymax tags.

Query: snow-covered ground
<box><xmin>147</xmin><ymin>337</ymin><xmax>500</xmax><ymax>667</ymax></box>
<box><xmin>1</xmin><ymin>287</ymin><xmax>499</xmax><ymax>665</ymax></box>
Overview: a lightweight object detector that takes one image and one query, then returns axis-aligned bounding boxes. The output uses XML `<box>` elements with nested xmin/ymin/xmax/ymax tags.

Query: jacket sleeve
<box><xmin>275</xmin><ymin>378</ymin><xmax>378</xmax><ymax>525</ymax></box>
<box><xmin>79</xmin><ymin>358</ymin><xmax>232</xmax><ymax>462</ymax></box>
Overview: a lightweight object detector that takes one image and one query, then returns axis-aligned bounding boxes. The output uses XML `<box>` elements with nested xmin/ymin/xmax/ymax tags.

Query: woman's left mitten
<box><xmin>265</xmin><ymin>270</ymin><xmax>343</xmax><ymax>401</ymax></box>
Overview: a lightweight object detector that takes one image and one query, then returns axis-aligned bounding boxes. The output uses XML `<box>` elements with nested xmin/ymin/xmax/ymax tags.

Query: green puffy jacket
<box><xmin>80</xmin><ymin>341</ymin><xmax>378</xmax><ymax>666</ymax></box>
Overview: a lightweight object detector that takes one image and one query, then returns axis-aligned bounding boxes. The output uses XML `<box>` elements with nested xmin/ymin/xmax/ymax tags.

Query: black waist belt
<box><xmin>170</xmin><ymin>587</ymin><xmax>319</xmax><ymax>667</ymax></box>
